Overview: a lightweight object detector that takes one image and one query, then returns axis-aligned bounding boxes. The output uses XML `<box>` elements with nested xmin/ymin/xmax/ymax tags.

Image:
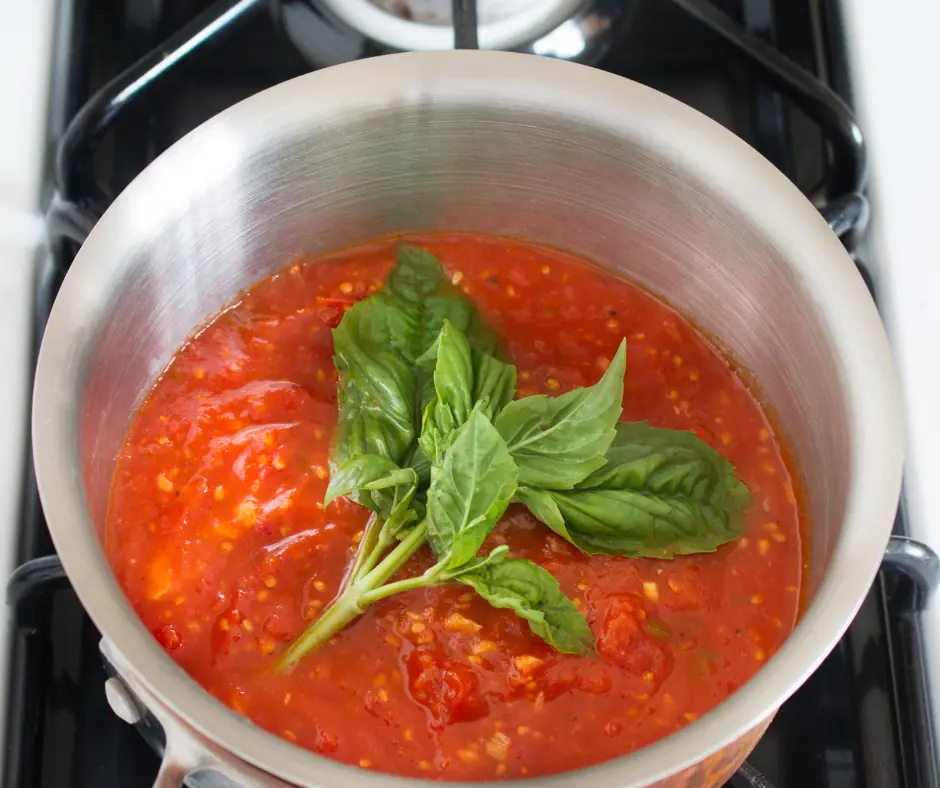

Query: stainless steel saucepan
<box><xmin>32</xmin><ymin>51</ymin><xmax>902</xmax><ymax>787</ymax></box>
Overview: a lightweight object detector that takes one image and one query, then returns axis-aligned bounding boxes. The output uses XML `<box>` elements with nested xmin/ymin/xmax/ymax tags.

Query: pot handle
<box><xmin>152</xmin><ymin>753</ymin><xmax>190</xmax><ymax>788</ymax></box>
<box><xmin>152</xmin><ymin>728</ymin><xmax>199</xmax><ymax>788</ymax></box>
<box><xmin>819</xmin><ymin>193</ymin><xmax>870</xmax><ymax>240</ymax></box>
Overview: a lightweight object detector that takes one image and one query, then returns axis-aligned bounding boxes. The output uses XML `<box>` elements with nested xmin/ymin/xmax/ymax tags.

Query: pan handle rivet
<box><xmin>105</xmin><ymin>676</ymin><xmax>142</xmax><ymax>725</ymax></box>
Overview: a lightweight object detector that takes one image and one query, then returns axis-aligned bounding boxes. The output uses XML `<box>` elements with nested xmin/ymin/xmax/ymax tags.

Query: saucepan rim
<box><xmin>32</xmin><ymin>50</ymin><xmax>902</xmax><ymax>787</ymax></box>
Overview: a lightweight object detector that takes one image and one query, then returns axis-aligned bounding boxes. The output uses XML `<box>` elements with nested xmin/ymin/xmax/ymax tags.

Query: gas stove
<box><xmin>3</xmin><ymin>1</ymin><xmax>938</xmax><ymax>787</ymax></box>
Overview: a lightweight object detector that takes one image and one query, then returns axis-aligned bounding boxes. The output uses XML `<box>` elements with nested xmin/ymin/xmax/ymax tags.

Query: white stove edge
<box><xmin>841</xmin><ymin>0</ymin><xmax>940</xmax><ymax>741</ymax></box>
<box><xmin>0</xmin><ymin>0</ymin><xmax>56</xmax><ymax>767</ymax></box>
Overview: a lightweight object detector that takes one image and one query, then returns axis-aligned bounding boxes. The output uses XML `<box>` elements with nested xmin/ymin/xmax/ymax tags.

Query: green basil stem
<box><xmin>350</xmin><ymin>516</ymin><xmax>396</xmax><ymax>585</ymax></box>
<box><xmin>277</xmin><ymin>520</ymin><xmax>429</xmax><ymax>671</ymax></box>
<box><xmin>357</xmin><ymin>520</ymin><xmax>428</xmax><ymax>589</ymax></box>
<box><xmin>340</xmin><ymin>512</ymin><xmax>382</xmax><ymax>591</ymax></box>
<box><xmin>358</xmin><ymin>565</ymin><xmax>442</xmax><ymax>606</ymax></box>
<box><xmin>276</xmin><ymin>588</ymin><xmax>364</xmax><ymax>671</ymax></box>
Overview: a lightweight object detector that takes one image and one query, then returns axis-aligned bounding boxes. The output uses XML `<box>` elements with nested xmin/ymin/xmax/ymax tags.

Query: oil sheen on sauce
<box><xmin>107</xmin><ymin>233</ymin><xmax>803</xmax><ymax>780</ymax></box>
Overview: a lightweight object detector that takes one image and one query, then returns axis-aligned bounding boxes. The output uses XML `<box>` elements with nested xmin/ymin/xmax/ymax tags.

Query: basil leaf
<box><xmin>494</xmin><ymin>341</ymin><xmax>626</xmax><ymax>489</ymax></box>
<box><xmin>472</xmin><ymin>349</ymin><xmax>516</xmax><ymax>419</ymax></box>
<box><xmin>521</xmin><ymin>488</ymin><xmax>745</xmax><ymax>558</ymax></box>
<box><xmin>457</xmin><ymin>557</ymin><xmax>594</xmax><ymax>656</ymax></box>
<box><xmin>418</xmin><ymin>321</ymin><xmax>518</xmax><ymax>465</ymax></box>
<box><xmin>383</xmin><ymin>244</ymin><xmax>509</xmax><ymax>439</ymax></box>
<box><xmin>393</xmin><ymin>245</ymin><xmax>502</xmax><ymax>408</ymax></box>
<box><xmin>372</xmin><ymin>245</ymin><xmax>444</xmax><ymax>370</ymax></box>
<box><xmin>384</xmin><ymin>244</ymin><xmax>446</xmax><ymax>309</ymax></box>
<box><xmin>389</xmin><ymin>244</ymin><xmax>502</xmax><ymax>363</ymax></box>
<box><xmin>579</xmin><ymin>421</ymin><xmax>754</xmax><ymax>509</ymax></box>
<box><xmin>325</xmin><ymin>455</ymin><xmax>419</xmax><ymax>537</ymax></box>
<box><xmin>417</xmin><ymin>321</ymin><xmax>474</xmax><ymax>465</ymax></box>
<box><xmin>518</xmin><ymin>422</ymin><xmax>753</xmax><ymax>558</ymax></box>
<box><xmin>325</xmin><ymin>454</ymin><xmax>414</xmax><ymax>507</ymax></box>
<box><xmin>331</xmin><ymin>298</ymin><xmax>418</xmax><ymax>470</ymax></box>
<box><xmin>418</xmin><ymin>321</ymin><xmax>474</xmax><ymax>423</ymax></box>
<box><xmin>421</xmin><ymin>294</ymin><xmax>502</xmax><ymax>364</ymax></box>
<box><xmin>441</xmin><ymin>544</ymin><xmax>510</xmax><ymax>579</ymax></box>
<box><xmin>407</xmin><ymin>445</ymin><xmax>432</xmax><ymax>488</ymax></box>
<box><xmin>426</xmin><ymin>409</ymin><xmax>518</xmax><ymax>569</ymax></box>
<box><xmin>516</xmin><ymin>486</ymin><xmax>567</xmax><ymax>532</ymax></box>
<box><xmin>387</xmin><ymin>499</ymin><xmax>422</xmax><ymax>540</ymax></box>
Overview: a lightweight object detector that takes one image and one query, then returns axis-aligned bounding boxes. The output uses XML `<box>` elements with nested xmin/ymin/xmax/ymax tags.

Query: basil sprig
<box><xmin>278</xmin><ymin>246</ymin><xmax>751</xmax><ymax>671</ymax></box>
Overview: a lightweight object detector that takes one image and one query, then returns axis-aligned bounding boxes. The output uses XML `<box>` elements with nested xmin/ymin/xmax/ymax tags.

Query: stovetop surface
<box><xmin>5</xmin><ymin>1</ymin><xmax>935</xmax><ymax>787</ymax></box>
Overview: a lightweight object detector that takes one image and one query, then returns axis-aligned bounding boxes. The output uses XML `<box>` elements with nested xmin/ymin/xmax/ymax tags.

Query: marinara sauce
<box><xmin>107</xmin><ymin>234</ymin><xmax>803</xmax><ymax>780</ymax></box>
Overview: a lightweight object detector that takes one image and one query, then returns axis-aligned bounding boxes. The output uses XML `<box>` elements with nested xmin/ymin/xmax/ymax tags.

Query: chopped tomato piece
<box><xmin>406</xmin><ymin>648</ymin><xmax>488</xmax><ymax>726</ymax></box>
<box><xmin>316</xmin><ymin>296</ymin><xmax>357</xmax><ymax>328</ymax></box>
<box><xmin>153</xmin><ymin>623</ymin><xmax>182</xmax><ymax>651</ymax></box>
<box><xmin>658</xmin><ymin>566</ymin><xmax>721</xmax><ymax>612</ymax></box>
<box><xmin>599</xmin><ymin>595</ymin><xmax>673</xmax><ymax>680</ymax></box>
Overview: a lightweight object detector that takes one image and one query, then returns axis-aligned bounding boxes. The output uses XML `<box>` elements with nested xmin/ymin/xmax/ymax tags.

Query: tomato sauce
<box><xmin>107</xmin><ymin>234</ymin><xmax>803</xmax><ymax>780</ymax></box>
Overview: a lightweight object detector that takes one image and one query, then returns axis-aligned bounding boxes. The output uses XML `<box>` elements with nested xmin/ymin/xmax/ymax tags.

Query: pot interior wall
<box><xmin>80</xmin><ymin>102</ymin><xmax>848</xmax><ymax>604</ymax></box>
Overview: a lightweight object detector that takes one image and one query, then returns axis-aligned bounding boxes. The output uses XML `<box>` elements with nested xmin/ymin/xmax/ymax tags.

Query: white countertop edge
<box><xmin>840</xmin><ymin>0</ymin><xmax>940</xmax><ymax>747</ymax></box>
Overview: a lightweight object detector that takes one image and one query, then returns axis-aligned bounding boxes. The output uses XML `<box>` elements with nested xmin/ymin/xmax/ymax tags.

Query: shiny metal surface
<box><xmin>306</xmin><ymin>0</ymin><xmax>625</xmax><ymax>63</ymax></box>
<box><xmin>527</xmin><ymin>0</ymin><xmax>625</xmax><ymax>63</ymax></box>
<box><xmin>316</xmin><ymin>0</ymin><xmax>579</xmax><ymax>50</ymax></box>
<box><xmin>32</xmin><ymin>51</ymin><xmax>903</xmax><ymax>787</ymax></box>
